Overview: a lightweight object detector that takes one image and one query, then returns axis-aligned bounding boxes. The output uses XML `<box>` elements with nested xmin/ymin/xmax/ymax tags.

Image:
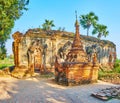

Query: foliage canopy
<box><xmin>80</xmin><ymin>12</ymin><xmax>98</xmax><ymax>36</ymax></box>
<box><xmin>42</xmin><ymin>19</ymin><xmax>55</xmax><ymax>30</ymax></box>
<box><xmin>0</xmin><ymin>0</ymin><xmax>29</xmax><ymax>59</ymax></box>
<box><xmin>92</xmin><ymin>24</ymin><xmax>109</xmax><ymax>39</ymax></box>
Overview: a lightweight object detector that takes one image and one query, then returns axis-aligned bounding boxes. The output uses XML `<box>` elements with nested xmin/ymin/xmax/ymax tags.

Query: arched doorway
<box><xmin>27</xmin><ymin>40</ymin><xmax>43</xmax><ymax>73</ymax></box>
<box><xmin>34</xmin><ymin>47</ymin><xmax>42</xmax><ymax>72</ymax></box>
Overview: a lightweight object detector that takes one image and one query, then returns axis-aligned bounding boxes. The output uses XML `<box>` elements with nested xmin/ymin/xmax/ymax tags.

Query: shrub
<box><xmin>113</xmin><ymin>58</ymin><xmax>120</xmax><ymax>73</ymax></box>
<box><xmin>113</xmin><ymin>67</ymin><xmax>120</xmax><ymax>73</ymax></box>
<box><xmin>98</xmin><ymin>58</ymin><xmax>120</xmax><ymax>80</ymax></box>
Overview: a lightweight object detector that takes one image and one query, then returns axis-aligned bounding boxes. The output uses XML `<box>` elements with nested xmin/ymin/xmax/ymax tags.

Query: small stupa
<box><xmin>55</xmin><ymin>11</ymin><xmax>99</xmax><ymax>86</ymax></box>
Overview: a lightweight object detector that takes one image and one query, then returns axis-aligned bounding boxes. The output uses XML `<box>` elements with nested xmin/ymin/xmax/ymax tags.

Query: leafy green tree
<box><xmin>92</xmin><ymin>24</ymin><xmax>109</xmax><ymax>39</ymax></box>
<box><xmin>0</xmin><ymin>42</ymin><xmax>6</xmax><ymax>59</ymax></box>
<box><xmin>80</xmin><ymin>12</ymin><xmax>98</xmax><ymax>36</ymax></box>
<box><xmin>0</xmin><ymin>0</ymin><xmax>29</xmax><ymax>59</ymax></box>
<box><xmin>42</xmin><ymin>19</ymin><xmax>55</xmax><ymax>30</ymax></box>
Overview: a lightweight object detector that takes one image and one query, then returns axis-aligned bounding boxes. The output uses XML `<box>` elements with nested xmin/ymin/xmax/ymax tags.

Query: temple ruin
<box><xmin>12</xmin><ymin>17</ymin><xmax>116</xmax><ymax>78</ymax></box>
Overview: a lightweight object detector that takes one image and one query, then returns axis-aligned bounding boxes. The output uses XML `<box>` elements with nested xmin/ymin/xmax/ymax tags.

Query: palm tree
<box><xmin>92</xmin><ymin>24</ymin><xmax>109</xmax><ymax>39</ymax></box>
<box><xmin>80</xmin><ymin>12</ymin><xmax>98</xmax><ymax>36</ymax></box>
<box><xmin>42</xmin><ymin>19</ymin><xmax>55</xmax><ymax>30</ymax></box>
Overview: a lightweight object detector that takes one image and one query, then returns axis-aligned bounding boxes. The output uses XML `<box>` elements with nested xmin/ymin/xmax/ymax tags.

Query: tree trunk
<box><xmin>87</xmin><ymin>28</ymin><xmax>89</xmax><ymax>36</ymax></box>
<box><xmin>97</xmin><ymin>33</ymin><xmax>101</xmax><ymax>39</ymax></box>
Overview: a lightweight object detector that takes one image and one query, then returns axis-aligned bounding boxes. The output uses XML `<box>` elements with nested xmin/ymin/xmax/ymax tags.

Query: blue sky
<box><xmin>6</xmin><ymin>0</ymin><xmax>120</xmax><ymax>58</ymax></box>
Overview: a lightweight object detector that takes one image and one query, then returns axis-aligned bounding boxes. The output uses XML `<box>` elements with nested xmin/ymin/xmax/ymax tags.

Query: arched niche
<box><xmin>27</xmin><ymin>40</ymin><xmax>43</xmax><ymax>72</ymax></box>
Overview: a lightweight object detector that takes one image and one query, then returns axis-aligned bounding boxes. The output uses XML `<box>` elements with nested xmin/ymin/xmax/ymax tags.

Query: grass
<box><xmin>39</xmin><ymin>72</ymin><xmax>54</xmax><ymax>78</ymax></box>
<box><xmin>98</xmin><ymin>70</ymin><xmax>120</xmax><ymax>79</ymax></box>
<box><xmin>0</xmin><ymin>58</ymin><xmax>14</xmax><ymax>70</ymax></box>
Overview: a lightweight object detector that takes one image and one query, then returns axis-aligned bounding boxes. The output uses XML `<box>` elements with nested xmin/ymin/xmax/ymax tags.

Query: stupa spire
<box><xmin>72</xmin><ymin>11</ymin><xmax>81</xmax><ymax>49</ymax></box>
<box><xmin>75</xmin><ymin>11</ymin><xmax>79</xmax><ymax>26</ymax></box>
<box><xmin>66</xmin><ymin>11</ymin><xmax>88</xmax><ymax>63</ymax></box>
<box><xmin>75</xmin><ymin>11</ymin><xmax>77</xmax><ymax>20</ymax></box>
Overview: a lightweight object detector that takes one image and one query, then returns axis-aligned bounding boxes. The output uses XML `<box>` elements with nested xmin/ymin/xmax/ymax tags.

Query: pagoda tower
<box><xmin>54</xmin><ymin>12</ymin><xmax>99</xmax><ymax>85</ymax></box>
<box><xmin>66</xmin><ymin>12</ymin><xmax>88</xmax><ymax>63</ymax></box>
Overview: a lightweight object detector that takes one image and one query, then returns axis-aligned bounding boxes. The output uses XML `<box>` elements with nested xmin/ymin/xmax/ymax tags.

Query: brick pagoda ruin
<box><xmin>54</xmin><ymin>15</ymin><xmax>99</xmax><ymax>85</ymax></box>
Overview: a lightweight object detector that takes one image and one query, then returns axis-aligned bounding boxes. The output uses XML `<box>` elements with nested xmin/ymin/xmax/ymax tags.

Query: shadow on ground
<box><xmin>0</xmin><ymin>77</ymin><xmax>120</xmax><ymax>103</ymax></box>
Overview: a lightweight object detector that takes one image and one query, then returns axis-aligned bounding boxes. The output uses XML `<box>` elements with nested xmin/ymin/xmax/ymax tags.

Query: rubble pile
<box><xmin>92</xmin><ymin>86</ymin><xmax>120</xmax><ymax>101</ymax></box>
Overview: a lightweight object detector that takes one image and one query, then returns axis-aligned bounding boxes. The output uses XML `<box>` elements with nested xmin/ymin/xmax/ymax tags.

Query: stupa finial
<box><xmin>75</xmin><ymin>11</ymin><xmax>79</xmax><ymax>26</ymax></box>
<box><xmin>75</xmin><ymin>10</ymin><xmax>77</xmax><ymax>20</ymax></box>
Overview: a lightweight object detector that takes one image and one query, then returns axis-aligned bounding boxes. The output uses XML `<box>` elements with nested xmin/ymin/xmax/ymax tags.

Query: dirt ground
<box><xmin>0</xmin><ymin>76</ymin><xmax>120</xmax><ymax>103</ymax></box>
